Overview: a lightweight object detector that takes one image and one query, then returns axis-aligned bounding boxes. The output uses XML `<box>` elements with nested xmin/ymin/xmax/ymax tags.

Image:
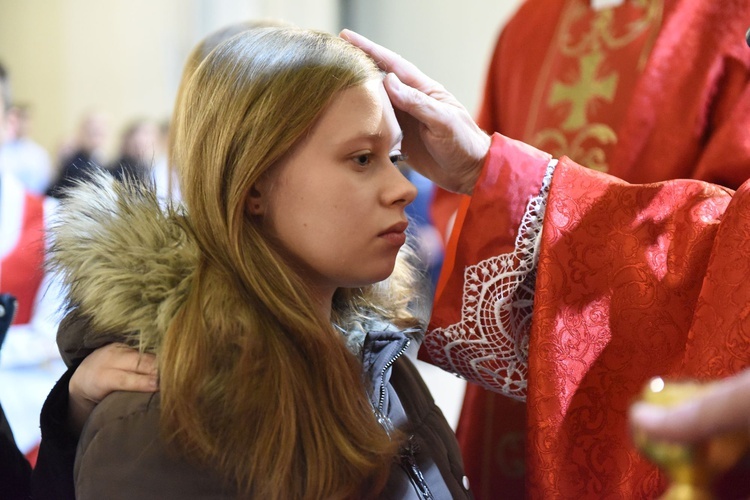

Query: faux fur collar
<box><xmin>48</xmin><ymin>171</ymin><xmax>197</xmax><ymax>353</ymax></box>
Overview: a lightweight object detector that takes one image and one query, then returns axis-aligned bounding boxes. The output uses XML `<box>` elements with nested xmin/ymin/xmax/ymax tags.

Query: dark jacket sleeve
<box><xmin>0</xmin><ymin>400</ymin><xmax>32</xmax><ymax>500</ymax></box>
<box><xmin>30</xmin><ymin>366</ymin><xmax>78</xmax><ymax>500</ymax></box>
<box><xmin>30</xmin><ymin>309</ymin><xmax>133</xmax><ymax>499</ymax></box>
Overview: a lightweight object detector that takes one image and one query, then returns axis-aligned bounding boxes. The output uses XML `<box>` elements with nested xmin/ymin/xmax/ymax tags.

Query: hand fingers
<box><xmin>75</xmin><ymin>366</ymin><xmax>158</xmax><ymax>404</ymax></box>
<box><xmin>384</xmin><ymin>73</ymin><xmax>445</xmax><ymax>134</ymax></box>
<box><xmin>630</xmin><ymin>402</ymin><xmax>708</xmax><ymax>442</ymax></box>
<box><xmin>74</xmin><ymin>343</ymin><xmax>159</xmax><ymax>402</ymax></box>
<box><xmin>340</xmin><ymin>29</ymin><xmax>439</xmax><ymax>94</ymax></box>
<box><xmin>106</xmin><ymin>368</ymin><xmax>159</xmax><ymax>394</ymax></box>
<box><xmin>100</xmin><ymin>343</ymin><xmax>158</xmax><ymax>375</ymax></box>
<box><xmin>630</xmin><ymin>372</ymin><xmax>750</xmax><ymax>442</ymax></box>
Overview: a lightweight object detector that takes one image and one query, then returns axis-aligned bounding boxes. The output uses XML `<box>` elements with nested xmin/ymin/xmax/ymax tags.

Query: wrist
<box><xmin>459</xmin><ymin>132</ymin><xmax>492</xmax><ymax>195</ymax></box>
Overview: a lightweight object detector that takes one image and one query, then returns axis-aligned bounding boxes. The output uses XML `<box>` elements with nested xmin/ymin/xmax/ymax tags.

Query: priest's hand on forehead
<box><xmin>340</xmin><ymin>29</ymin><xmax>490</xmax><ymax>196</ymax></box>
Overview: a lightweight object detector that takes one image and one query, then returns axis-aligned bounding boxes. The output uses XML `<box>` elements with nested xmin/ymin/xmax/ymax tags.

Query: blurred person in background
<box><xmin>108</xmin><ymin>118</ymin><xmax>158</xmax><ymax>183</ymax></box>
<box><xmin>0</xmin><ymin>104</ymin><xmax>53</xmax><ymax>196</ymax></box>
<box><xmin>150</xmin><ymin>119</ymin><xmax>179</xmax><ymax>199</ymax></box>
<box><xmin>46</xmin><ymin>110</ymin><xmax>108</xmax><ymax>198</ymax></box>
<box><xmin>0</xmin><ymin>60</ymin><xmax>66</xmax><ymax>499</ymax></box>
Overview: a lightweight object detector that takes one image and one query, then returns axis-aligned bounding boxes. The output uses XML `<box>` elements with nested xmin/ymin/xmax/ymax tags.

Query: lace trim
<box><xmin>424</xmin><ymin>161</ymin><xmax>556</xmax><ymax>401</ymax></box>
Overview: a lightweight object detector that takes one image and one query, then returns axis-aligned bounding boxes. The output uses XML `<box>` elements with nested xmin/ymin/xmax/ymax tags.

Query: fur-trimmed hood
<box><xmin>48</xmin><ymin>170</ymin><xmax>426</xmax><ymax>361</ymax></box>
<box><xmin>48</xmin><ymin>171</ymin><xmax>198</xmax><ymax>354</ymax></box>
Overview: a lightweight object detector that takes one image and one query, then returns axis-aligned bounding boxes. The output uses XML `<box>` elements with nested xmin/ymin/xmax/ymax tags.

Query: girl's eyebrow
<box><xmin>337</xmin><ymin>131</ymin><xmax>403</xmax><ymax>149</ymax></box>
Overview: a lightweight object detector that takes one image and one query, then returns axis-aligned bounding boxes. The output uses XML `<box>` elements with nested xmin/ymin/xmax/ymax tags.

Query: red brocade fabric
<box><xmin>426</xmin><ymin>1</ymin><xmax>750</xmax><ymax>497</ymax></box>
<box><xmin>425</xmin><ymin>133</ymin><xmax>750</xmax><ymax>497</ymax></box>
<box><xmin>474</xmin><ymin>0</ymin><xmax>750</xmax><ymax>187</ymax></box>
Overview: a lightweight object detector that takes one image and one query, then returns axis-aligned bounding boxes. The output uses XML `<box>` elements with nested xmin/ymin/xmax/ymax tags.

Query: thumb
<box><xmin>630</xmin><ymin>375</ymin><xmax>750</xmax><ymax>442</ymax></box>
<box><xmin>384</xmin><ymin>73</ymin><xmax>443</xmax><ymax>131</ymax></box>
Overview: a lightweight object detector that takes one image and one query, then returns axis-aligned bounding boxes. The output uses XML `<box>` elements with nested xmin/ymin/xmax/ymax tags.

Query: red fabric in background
<box><xmin>25</xmin><ymin>444</ymin><xmax>38</xmax><ymax>468</ymax></box>
<box><xmin>0</xmin><ymin>192</ymin><xmax>45</xmax><ymax>325</ymax></box>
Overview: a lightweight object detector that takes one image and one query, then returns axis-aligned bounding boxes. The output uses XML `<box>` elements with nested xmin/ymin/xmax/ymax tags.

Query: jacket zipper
<box><xmin>376</xmin><ymin>339</ymin><xmax>409</xmax><ymax>418</ymax></box>
<box><xmin>376</xmin><ymin>339</ymin><xmax>436</xmax><ymax>500</ymax></box>
<box><xmin>400</xmin><ymin>445</ymin><xmax>435</xmax><ymax>500</ymax></box>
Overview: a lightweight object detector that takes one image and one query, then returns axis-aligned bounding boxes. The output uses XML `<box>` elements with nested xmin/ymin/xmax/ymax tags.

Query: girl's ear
<box><xmin>247</xmin><ymin>183</ymin><xmax>264</xmax><ymax>215</ymax></box>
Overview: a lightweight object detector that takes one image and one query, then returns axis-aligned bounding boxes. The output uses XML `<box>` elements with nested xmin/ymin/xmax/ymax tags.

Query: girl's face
<box><xmin>256</xmin><ymin>78</ymin><xmax>417</xmax><ymax>303</ymax></box>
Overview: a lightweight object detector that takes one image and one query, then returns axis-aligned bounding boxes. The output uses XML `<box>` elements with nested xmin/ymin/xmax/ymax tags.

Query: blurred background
<box><xmin>0</xmin><ymin>0</ymin><xmax>523</xmax><ymax>428</ymax></box>
<box><xmin>0</xmin><ymin>0</ymin><xmax>522</xmax><ymax>165</ymax></box>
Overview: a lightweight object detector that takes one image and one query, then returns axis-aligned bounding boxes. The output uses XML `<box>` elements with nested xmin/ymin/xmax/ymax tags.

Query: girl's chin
<box><xmin>342</xmin><ymin>269</ymin><xmax>397</xmax><ymax>289</ymax></box>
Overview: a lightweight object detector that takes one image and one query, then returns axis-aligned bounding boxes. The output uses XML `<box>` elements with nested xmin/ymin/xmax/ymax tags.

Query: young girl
<box><xmin>41</xmin><ymin>27</ymin><xmax>471</xmax><ymax>499</ymax></box>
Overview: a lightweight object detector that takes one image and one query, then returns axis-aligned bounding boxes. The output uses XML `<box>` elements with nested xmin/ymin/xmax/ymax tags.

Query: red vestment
<box><xmin>426</xmin><ymin>133</ymin><xmax>750</xmax><ymax>497</ymax></box>
<box><xmin>427</xmin><ymin>1</ymin><xmax>750</xmax><ymax>497</ymax></box>
<box><xmin>1</xmin><ymin>192</ymin><xmax>45</xmax><ymax>324</ymax></box>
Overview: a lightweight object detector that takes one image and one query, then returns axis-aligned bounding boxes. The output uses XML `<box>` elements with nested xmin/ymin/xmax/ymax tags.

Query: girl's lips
<box><xmin>379</xmin><ymin>221</ymin><xmax>408</xmax><ymax>236</ymax></box>
<box><xmin>378</xmin><ymin>221</ymin><xmax>408</xmax><ymax>246</ymax></box>
<box><xmin>379</xmin><ymin>231</ymin><xmax>407</xmax><ymax>246</ymax></box>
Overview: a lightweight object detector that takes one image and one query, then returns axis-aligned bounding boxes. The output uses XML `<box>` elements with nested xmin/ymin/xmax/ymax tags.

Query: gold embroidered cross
<box><xmin>549</xmin><ymin>51</ymin><xmax>618</xmax><ymax>131</ymax></box>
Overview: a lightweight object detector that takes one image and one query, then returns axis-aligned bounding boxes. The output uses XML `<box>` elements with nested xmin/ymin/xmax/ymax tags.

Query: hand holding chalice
<box><xmin>631</xmin><ymin>375</ymin><xmax>750</xmax><ymax>499</ymax></box>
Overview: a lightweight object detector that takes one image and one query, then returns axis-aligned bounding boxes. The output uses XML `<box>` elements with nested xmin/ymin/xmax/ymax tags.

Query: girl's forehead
<box><xmin>306</xmin><ymin>80</ymin><xmax>400</xmax><ymax>148</ymax></box>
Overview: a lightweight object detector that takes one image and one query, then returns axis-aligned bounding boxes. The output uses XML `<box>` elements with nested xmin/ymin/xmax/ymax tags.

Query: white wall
<box><xmin>344</xmin><ymin>0</ymin><xmax>523</xmax><ymax>119</ymax></box>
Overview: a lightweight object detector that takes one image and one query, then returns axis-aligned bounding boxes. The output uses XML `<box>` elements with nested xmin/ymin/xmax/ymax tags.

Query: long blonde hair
<box><xmin>166</xmin><ymin>19</ymin><xmax>290</xmax><ymax>171</ymax></box>
<box><xmin>162</xmin><ymin>27</ymin><xmax>423</xmax><ymax>498</ymax></box>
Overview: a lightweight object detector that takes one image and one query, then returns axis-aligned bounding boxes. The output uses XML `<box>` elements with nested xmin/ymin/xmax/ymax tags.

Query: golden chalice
<box><xmin>633</xmin><ymin>377</ymin><xmax>750</xmax><ymax>500</ymax></box>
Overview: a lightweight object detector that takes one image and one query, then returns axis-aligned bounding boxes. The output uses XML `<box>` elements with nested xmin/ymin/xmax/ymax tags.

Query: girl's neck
<box><xmin>309</xmin><ymin>285</ymin><xmax>335</xmax><ymax>323</ymax></box>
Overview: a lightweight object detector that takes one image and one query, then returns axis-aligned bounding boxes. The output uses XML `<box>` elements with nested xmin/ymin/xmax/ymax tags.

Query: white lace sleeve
<box><xmin>424</xmin><ymin>160</ymin><xmax>556</xmax><ymax>401</ymax></box>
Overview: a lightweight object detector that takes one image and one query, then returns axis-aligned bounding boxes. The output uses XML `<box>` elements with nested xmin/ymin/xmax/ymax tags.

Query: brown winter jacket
<box><xmin>50</xmin><ymin>313</ymin><xmax>472</xmax><ymax>499</ymax></box>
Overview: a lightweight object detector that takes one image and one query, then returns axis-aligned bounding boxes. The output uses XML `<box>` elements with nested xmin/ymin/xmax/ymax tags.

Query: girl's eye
<box><xmin>353</xmin><ymin>154</ymin><xmax>371</xmax><ymax>167</ymax></box>
<box><xmin>390</xmin><ymin>153</ymin><xmax>407</xmax><ymax>166</ymax></box>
